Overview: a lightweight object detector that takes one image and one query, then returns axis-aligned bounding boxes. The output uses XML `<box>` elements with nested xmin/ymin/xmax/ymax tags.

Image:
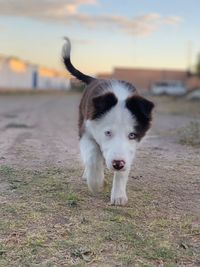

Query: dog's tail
<box><xmin>62</xmin><ymin>37</ymin><xmax>95</xmax><ymax>84</ymax></box>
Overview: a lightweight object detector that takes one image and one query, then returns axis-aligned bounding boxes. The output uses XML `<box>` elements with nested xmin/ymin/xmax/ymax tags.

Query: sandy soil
<box><xmin>0</xmin><ymin>92</ymin><xmax>199</xmax><ymax>266</ymax></box>
<box><xmin>0</xmin><ymin>93</ymin><xmax>81</xmax><ymax>169</ymax></box>
<box><xmin>0</xmin><ymin>93</ymin><xmax>199</xmax><ymax>213</ymax></box>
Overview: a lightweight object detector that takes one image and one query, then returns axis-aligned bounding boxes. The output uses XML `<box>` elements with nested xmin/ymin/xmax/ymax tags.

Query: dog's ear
<box><xmin>92</xmin><ymin>92</ymin><xmax>118</xmax><ymax>119</ymax></box>
<box><xmin>126</xmin><ymin>95</ymin><xmax>154</xmax><ymax>141</ymax></box>
<box><xmin>126</xmin><ymin>95</ymin><xmax>154</xmax><ymax>120</ymax></box>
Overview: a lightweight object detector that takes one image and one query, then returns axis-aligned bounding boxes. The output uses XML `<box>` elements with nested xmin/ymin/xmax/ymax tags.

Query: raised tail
<box><xmin>62</xmin><ymin>37</ymin><xmax>95</xmax><ymax>84</ymax></box>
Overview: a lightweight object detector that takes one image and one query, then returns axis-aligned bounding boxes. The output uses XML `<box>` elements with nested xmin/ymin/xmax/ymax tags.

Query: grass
<box><xmin>178</xmin><ymin>120</ymin><xmax>200</xmax><ymax>147</ymax></box>
<box><xmin>0</xmin><ymin>165</ymin><xmax>199</xmax><ymax>266</ymax></box>
<box><xmin>57</xmin><ymin>191</ymin><xmax>79</xmax><ymax>207</ymax></box>
<box><xmin>153</xmin><ymin>96</ymin><xmax>200</xmax><ymax>118</ymax></box>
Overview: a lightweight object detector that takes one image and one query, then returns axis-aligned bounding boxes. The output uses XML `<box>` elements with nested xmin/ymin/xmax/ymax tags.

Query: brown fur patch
<box><xmin>79</xmin><ymin>80</ymin><xmax>112</xmax><ymax>137</ymax></box>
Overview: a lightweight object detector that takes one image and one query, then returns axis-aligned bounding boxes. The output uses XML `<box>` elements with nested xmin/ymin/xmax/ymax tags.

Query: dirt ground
<box><xmin>0</xmin><ymin>92</ymin><xmax>199</xmax><ymax>267</ymax></box>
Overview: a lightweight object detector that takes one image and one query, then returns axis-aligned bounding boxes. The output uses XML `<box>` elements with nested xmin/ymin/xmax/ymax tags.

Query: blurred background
<box><xmin>0</xmin><ymin>0</ymin><xmax>200</xmax><ymax>95</ymax></box>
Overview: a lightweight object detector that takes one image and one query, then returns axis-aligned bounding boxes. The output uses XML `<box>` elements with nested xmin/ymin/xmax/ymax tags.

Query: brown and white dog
<box><xmin>62</xmin><ymin>38</ymin><xmax>154</xmax><ymax>206</ymax></box>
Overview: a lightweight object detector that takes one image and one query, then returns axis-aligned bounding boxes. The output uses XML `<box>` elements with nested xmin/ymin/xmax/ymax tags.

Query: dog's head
<box><xmin>86</xmin><ymin>82</ymin><xmax>154</xmax><ymax>172</ymax></box>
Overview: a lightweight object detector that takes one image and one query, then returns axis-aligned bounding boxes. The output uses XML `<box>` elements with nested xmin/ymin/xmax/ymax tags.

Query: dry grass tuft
<box><xmin>179</xmin><ymin>121</ymin><xmax>200</xmax><ymax>147</ymax></box>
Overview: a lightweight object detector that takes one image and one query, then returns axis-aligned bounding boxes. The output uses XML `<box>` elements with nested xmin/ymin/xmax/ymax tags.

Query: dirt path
<box><xmin>0</xmin><ymin>93</ymin><xmax>81</xmax><ymax>169</ymax></box>
<box><xmin>0</xmin><ymin>93</ymin><xmax>199</xmax><ymax>266</ymax></box>
<box><xmin>0</xmin><ymin>93</ymin><xmax>199</xmax><ymax>214</ymax></box>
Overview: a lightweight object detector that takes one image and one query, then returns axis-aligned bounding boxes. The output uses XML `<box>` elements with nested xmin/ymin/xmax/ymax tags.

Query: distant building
<box><xmin>0</xmin><ymin>55</ymin><xmax>70</xmax><ymax>90</ymax></box>
<box><xmin>98</xmin><ymin>67</ymin><xmax>189</xmax><ymax>92</ymax></box>
<box><xmin>186</xmin><ymin>75</ymin><xmax>200</xmax><ymax>91</ymax></box>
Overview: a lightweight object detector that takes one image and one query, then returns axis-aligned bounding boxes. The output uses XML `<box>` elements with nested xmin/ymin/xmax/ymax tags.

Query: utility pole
<box><xmin>187</xmin><ymin>41</ymin><xmax>193</xmax><ymax>72</ymax></box>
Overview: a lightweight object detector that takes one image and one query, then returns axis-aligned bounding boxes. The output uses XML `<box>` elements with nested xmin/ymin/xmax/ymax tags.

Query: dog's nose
<box><xmin>112</xmin><ymin>160</ymin><xmax>125</xmax><ymax>170</ymax></box>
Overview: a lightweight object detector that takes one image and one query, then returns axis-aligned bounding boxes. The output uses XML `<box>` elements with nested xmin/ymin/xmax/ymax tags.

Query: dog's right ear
<box><xmin>126</xmin><ymin>95</ymin><xmax>154</xmax><ymax>121</ymax></box>
<box><xmin>92</xmin><ymin>92</ymin><xmax>118</xmax><ymax>120</ymax></box>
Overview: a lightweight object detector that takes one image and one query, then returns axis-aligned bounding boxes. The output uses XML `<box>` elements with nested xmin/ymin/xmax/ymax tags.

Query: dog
<box><xmin>62</xmin><ymin>38</ymin><xmax>154</xmax><ymax>206</ymax></box>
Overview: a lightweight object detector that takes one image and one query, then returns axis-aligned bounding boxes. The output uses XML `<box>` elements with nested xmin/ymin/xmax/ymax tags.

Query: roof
<box><xmin>0</xmin><ymin>54</ymin><xmax>69</xmax><ymax>78</ymax></box>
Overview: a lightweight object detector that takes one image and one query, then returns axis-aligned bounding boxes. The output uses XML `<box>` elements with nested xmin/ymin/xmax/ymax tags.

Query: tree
<box><xmin>196</xmin><ymin>53</ymin><xmax>200</xmax><ymax>77</ymax></box>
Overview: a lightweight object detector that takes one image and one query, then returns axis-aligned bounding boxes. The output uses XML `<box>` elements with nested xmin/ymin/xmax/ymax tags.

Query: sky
<box><xmin>0</xmin><ymin>0</ymin><xmax>200</xmax><ymax>75</ymax></box>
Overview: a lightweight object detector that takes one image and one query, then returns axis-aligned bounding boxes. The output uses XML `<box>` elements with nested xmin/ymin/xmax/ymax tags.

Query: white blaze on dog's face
<box><xmin>86</xmin><ymin>102</ymin><xmax>137</xmax><ymax>171</ymax></box>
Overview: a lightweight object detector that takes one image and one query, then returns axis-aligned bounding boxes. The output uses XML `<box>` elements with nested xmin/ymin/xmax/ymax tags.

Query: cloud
<box><xmin>0</xmin><ymin>0</ymin><xmax>97</xmax><ymax>17</ymax></box>
<box><xmin>62</xmin><ymin>13</ymin><xmax>182</xmax><ymax>37</ymax></box>
<box><xmin>0</xmin><ymin>0</ymin><xmax>182</xmax><ymax>37</ymax></box>
<box><xmin>163</xmin><ymin>16</ymin><xmax>183</xmax><ymax>25</ymax></box>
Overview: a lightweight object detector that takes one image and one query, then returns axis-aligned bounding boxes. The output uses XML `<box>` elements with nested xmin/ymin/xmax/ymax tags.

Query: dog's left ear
<box><xmin>126</xmin><ymin>95</ymin><xmax>154</xmax><ymax>120</ymax></box>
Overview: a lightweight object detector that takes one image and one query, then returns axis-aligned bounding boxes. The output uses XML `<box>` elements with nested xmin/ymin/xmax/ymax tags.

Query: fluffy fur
<box><xmin>62</xmin><ymin>38</ymin><xmax>154</xmax><ymax>206</ymax></box>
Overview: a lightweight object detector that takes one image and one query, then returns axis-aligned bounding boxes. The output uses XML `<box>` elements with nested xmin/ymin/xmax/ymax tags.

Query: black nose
<box><xmin>112</xmin><ymin>160</ymin><xmax>125</xmax><ymax>170</ymax></box>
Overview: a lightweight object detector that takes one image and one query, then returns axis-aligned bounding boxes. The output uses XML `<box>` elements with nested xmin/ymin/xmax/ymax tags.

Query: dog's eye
<box><xmin>105</xmin><ymin>131</ymin><xmax>112</xmax><ymax>137</ymax></box>
<box><xmin>128</xmin><ymin>132</ymin><xmax>136</xmax><ymax>140</ymax></box>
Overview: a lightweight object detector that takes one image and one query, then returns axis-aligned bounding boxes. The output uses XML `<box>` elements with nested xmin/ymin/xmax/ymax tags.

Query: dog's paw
<box><xmin>88</xmin><ymin>180</ymin><xmax>104</xmax><ymax>193</ymax></box>
<box><xmin>110</xmin><ymin>195</ymin><xmax>128</xmax><ymax>206</ymax></box>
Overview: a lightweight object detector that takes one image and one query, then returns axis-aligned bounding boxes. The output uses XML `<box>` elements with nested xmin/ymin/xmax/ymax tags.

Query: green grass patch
<box><xmin>57</xmin><ymin>191</ymin><xmax>79</xmax><ymax>207</ymax></box>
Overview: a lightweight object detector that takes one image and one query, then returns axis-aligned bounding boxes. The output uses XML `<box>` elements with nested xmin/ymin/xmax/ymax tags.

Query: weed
<box><xmin>57</xmin><ymin>191</ymin><xmax>79</xmax><ymax>207</ymax></box>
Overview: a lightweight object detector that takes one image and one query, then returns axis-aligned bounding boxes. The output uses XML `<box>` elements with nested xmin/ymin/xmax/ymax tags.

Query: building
<box><xmin>98</xmin><ymin>67</ymin><xmax>189</xmax><ymax>92</ymax></box>
<box><xmin>0</xmin><ymin>55</ymin><xmax>70</xmax><ymax>90</ymax></box>
<box><xmin>186</xmin><ymin>75</ymin><xmax>200</xmax><ymax>91</ymax></box>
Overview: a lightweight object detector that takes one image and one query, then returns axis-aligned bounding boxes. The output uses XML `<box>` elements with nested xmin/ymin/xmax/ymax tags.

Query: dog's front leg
<box><xmin>80</xmin><ymin>135</ymin><xmax>104</xmax><ymax>193</ymax></box>
<box><xmin>111</xmin><ymin>170</ymin><xmax>129</xmax><ymax>206</ymax></box>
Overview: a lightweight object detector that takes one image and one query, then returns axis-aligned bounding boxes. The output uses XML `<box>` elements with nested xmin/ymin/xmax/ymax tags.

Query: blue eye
<box><xmin>128</xmin><ymin>132</ymin><xmax>136</xmax><ymax>140</ymax></box>
<box><xmin>105</xmin><ymin>131</ymin><xmax>112</xmax><ymax>137</ymax></box>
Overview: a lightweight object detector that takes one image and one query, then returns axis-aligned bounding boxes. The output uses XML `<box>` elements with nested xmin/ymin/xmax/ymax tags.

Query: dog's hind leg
<box><xmin>80</xmin><ymin>134</ymin><xmax>104</xmax><ymax>193</ymax></box>
<box><xmin>111</xmin><ymin>170</ymin><xmax>130</xmax><ymax>206</ymax></box>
